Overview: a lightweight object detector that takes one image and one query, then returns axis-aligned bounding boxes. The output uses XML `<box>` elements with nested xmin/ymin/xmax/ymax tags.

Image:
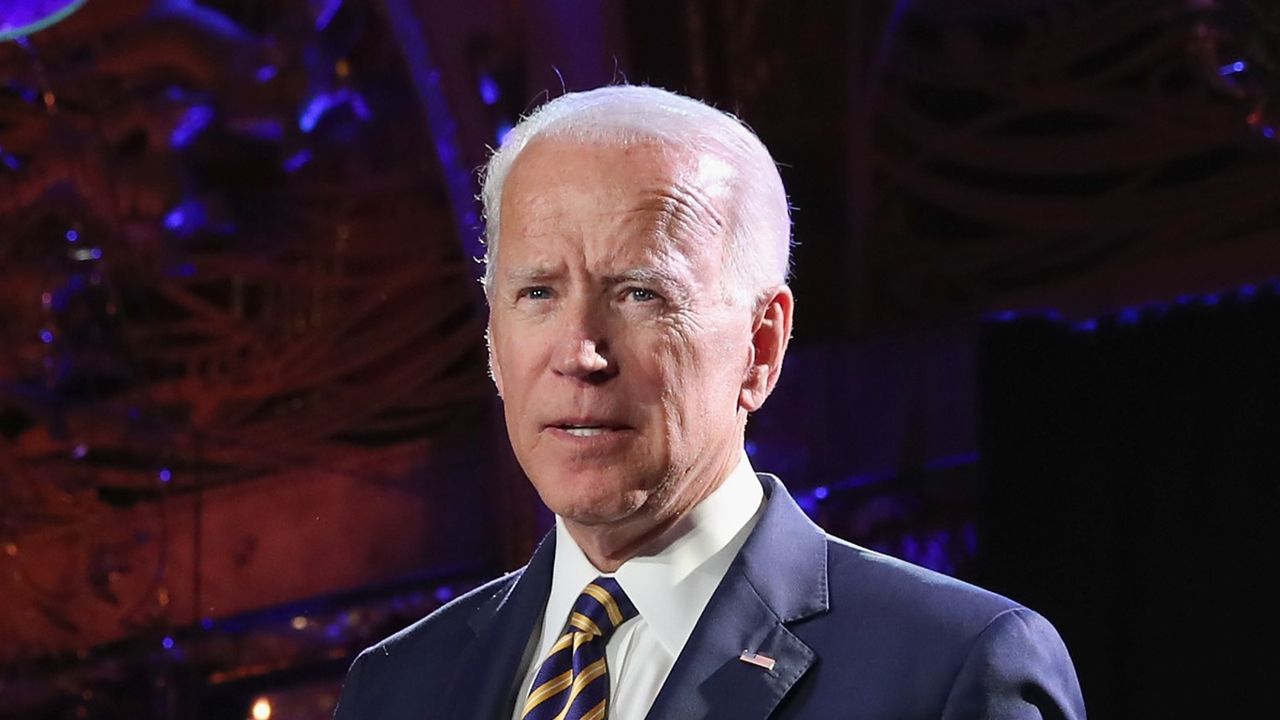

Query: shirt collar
<box><xmin>544</xmin><ymin>452</ymin><xmax>765</xmax><ymax>657</ymax></box>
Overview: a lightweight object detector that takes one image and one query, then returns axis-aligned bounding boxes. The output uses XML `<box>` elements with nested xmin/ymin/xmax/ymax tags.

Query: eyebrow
<box><xmin>502</xmin><ymin>265</ymin><xmax>685</xmax><ymax>290</ymax></box>
<box><xmin>503</xmin><ymin>266</ymin><xmax>561</xmax><ymax>285</ymax></box>
<box><xmin>604</xmin><ymin>267</ymin><xmax>682</xmax><ymax>288</ymax></box>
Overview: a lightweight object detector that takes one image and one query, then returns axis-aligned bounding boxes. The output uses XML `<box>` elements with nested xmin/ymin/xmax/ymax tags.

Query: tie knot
<box><xmin>566</xmin><ymin>577</ymin><xmax>637</xmax><ymax>639</ymax></box>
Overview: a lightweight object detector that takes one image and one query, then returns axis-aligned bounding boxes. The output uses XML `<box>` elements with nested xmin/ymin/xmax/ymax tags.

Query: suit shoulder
<box><xmin>359</xmin><ymin>568</ymin><xmax>523</xmax><ymax>661</ymax></box>
<box><xmin>823</xmin><ymin>534</ymin><xmax>1020</xmax><ymax>627</ymax></box>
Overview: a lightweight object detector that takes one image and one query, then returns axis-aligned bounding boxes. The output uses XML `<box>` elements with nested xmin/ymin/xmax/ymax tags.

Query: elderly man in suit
<box><xmin>334</xmin><ymin>85</ymin><xmax>1085</xmax><ymax>720</ymax></box>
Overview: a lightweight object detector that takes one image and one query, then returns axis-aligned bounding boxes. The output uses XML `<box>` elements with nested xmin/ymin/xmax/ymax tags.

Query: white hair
<box><xmin>479</xmin><ymin>85</ymin><xmax>791</xmax><ymax>306</ymax></box>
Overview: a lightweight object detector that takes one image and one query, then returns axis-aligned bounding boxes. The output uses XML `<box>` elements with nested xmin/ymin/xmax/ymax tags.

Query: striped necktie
<box><xmin>521</xmin><ymin>577</ymin><xmax>638</xmax><ymax>720</ymax></box>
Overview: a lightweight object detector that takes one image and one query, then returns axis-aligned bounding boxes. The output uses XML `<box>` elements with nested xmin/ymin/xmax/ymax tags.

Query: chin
<box><xmin>533</xmin><ymin>473</ymin><xmax>652</xmax><ymax>526</ymax></box>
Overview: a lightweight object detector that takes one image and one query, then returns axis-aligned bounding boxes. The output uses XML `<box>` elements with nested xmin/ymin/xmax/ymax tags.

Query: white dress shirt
<box><xmin>510</xmin><ymin>453</ymin><xmax>765</xmax><ymax>720</ymax></box>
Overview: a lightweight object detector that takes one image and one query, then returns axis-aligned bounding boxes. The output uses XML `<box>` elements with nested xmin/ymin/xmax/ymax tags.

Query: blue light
<box><xmin>255</xmin><ymin>65</ymin><xmax>278</xmax><ymax>83</ymax></box>
<box><xmin>1072</xmin><ymin>319</ymin><xmax>1097</xmax><ymax>333</ymax></box>
<box><xmin>200</xmin><ymin>618</ymin><xmax>214</xmax><ymax>631</ymax></box>
<box><xmin>1239</xmin><ymin>284</ymin><xmax>1258</xmax><ymax>298</ymax></box>
<box><xmin>1219</xmin><ymin>60</ymin><xmax>1247</xmax><ymax>76</ymax></box>
<box><xmin>299</xmin><ymin>92</ymin><xmax>341</xmax><ymax>132</ymax></box>
<box><xmin>162</xmin><ymin>636</ymin><xmax>174</xmax><ymax>650</ymax></box>
<box><xmin>350</xmin><ymin>93</ymin><xmax>372</xmax><ymax>121</ymax></box>
<box><xmin>1202</xmin><ymin>293</ymin><xmax>1220</xmax><ymax>306</ymax></box>
<box><xmin>813</xmin><ymin>486</ymin><xmax>829</xmax><ymax>500</ymax></box>
<box><xmin>158</xmin><ymin>468</ymin><xmax>172</xmax><ymax>484</ymax></box>
<box><xmin>1117</xmin><ymin>307</ymin><xmax>1141</xmax><ymax>325</ymax></box>
<box><xmin>795</xmin><ymin>495</ymin><xmax>818</xmax><ymax>517</ymax></box>
<box><xmin>478</xmin><ymin>75</ymin><xmax>500</xmax><ymax>105</ymax></box>
<box><xmin>314</xmin><ymin>0</ymin><xmax>344</xmax><ymax>30</ymax></box>
<box><xmin>1264</xmin><ymin>127</ymin><xmax>1276</xmax><ymax>140</ymax></box>
<box><xmin>283</xmin><ymin>149</ymin><xmax>312</xmax><ymax>173</ymax></box>
<box><xmin>170</xmin><ymin>106</ymin><xmax>215</xmax><ymax>149</ymax></box>
<box><xmin>233</xmin><ymin>118</ymin><xmax>284</xmax><ymax>141</ymax></box>
<box><xmin>65</xmin><ymin>229</ymin><xmax>78</xmax><ymax>243</ymax></box>
<box><xmin>744</xmin><ymin>440</ymin><xmax>758</xmax><ymax>457</ymax></box>
<box><xmin>496</xmin><ymin>121</ymin><xmax>514</xmax><ymax>146</ymax></box>
<box><xmin>163</xmin><ymin>199</ymin><xmax>207</xmax><ymax>236</ymax></box>
<box><xmin>164</xmin><ymin>207</ymin><xmax>186</xmax><ymax>231</ymax></box>
<box><xmin>39</xmin><ymin>329</ymin><xmax>54</xmax><ymax>344</ymax></box>
<box><xmin>924</xmin><ymin>450</ymin><xmax>980</xmax><ymax>471</ymax></box>
<box><xmin>169</xmin><ymin>262</ymin><xmax>197</xmax><ymax>278</ymax></box>
<box><xmin>991</xmin><ymin>310</ymin><xmax>1017</xmax><ymax>322</ymax></box>
<box><xmin>1</xmin><ymin>150</ymin><xmax>19</xmax><ymax>170</ymax></box>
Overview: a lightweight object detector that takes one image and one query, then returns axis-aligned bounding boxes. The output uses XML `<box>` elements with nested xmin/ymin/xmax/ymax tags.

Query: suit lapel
<box><xmin>645</xmin><ymin>474</ymin><xmax>829</xmax><ymax>720</ymax></box>
<box><xmin>442</xmin><ymin>532</ymin><xmax>556</xmax><ymax>720</ymax></box>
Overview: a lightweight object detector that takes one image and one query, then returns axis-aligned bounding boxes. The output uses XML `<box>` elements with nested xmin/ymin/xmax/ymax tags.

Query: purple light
<box><xmin>162</xmin><ymin>636</ymin><xmax>174</xmax><ymax>650</ymax></box>
<box><xmin>795</xmin><ymin>494</ymin><xmax>818</xmax><ymax>517</ymax></box>
<box><xmin>65</xmin><ymin>229</ymin><xmax>78</xmax><ymax>243</ymax></box>
<box><xmin>314</xmin><ymin>0</ymin><xmax>344</xmax><ymax>30</ymax></box>
<box><xmin>39</xmin><ymin>329</ymin><xmax>54</xmax><ymax>344</ymax></box>
<box><xmin>434</xmin><ymin>586</ymin><xmax>455</xmax><ymax>604</ymax></box>
<box><xmin>1219</xmin><ymin>60</ymin><xmax>1247</xmax><ymax>76</ymax></box>
<box><xmin>496</xmin><ymin>121</ymin><xmax>514</xmax><ymax>146</ymax></box>
<box><xmin>89</xmin><ymin>248</ymin><xmax>102</xmax><ymax>260</ymax></box>
<box><xmin>478</xmin><ymin>75</ymin><xmax>500</xmax><ymax>105</ymax></box>
<box><xmin>283</xmin><ymin>149</ymin><xmax>312</xmax><ymax>173</ymax></box>
<box><xmin>158</xmin><ymin>468</ymin><xmax>172</xmax><ymax>484</ymax></box>
<box><xmin>255</xmin><ymin>65</ymin><xmax>278</xmax><ymax>83</ymax></box>
<box><xmin>169</xmin><ymin>262</ymin><xmax>197</xmax><ymax>278</ymax></box>
<box><xmin>230</xmin><ymin>118</ymin><xmax>284</xmax><ymax>141</ymax></box>
<box><xmin>170</xmin><ymin>105</ymin><xmax>215</xmax><ymax>149</ymax></box>
<box><xmin>1</xmin><ymin>150</ymin><xmax>19</xmax><ymax>170</ymax></box>
<box><xmin>299</xmin><ymin>92</ymin><xmax>342</xmax><ymax>132</ymax></box>
<box><xmin>350</xmin><ymin>93</ymin><xmax>372</xmax><ymax>121</ymax></box>
<box><xmin>164</xmin><ymin>200</ymin><xmax>205</xmax><ymax>236</ymax></box>
<box><xmin>164</xmin><ymin>207</ymin><xmax>186</xmax><ymax>230</ymax></box>
<box><xmin>72</xmin><ymin>444</ymin><xmax>88</xmax><ymax>459</ymax></box>
<box><xmin>924</xmin><ymin>450</ymin><xmax>980</xmax><ymax>471</ymax></box>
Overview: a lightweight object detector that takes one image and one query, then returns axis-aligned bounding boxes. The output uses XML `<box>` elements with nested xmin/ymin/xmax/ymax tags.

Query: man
<box><xmin>334</xmin><ymin>85</ymin><xmax>1085</xmax><ymax>719</ymax></box>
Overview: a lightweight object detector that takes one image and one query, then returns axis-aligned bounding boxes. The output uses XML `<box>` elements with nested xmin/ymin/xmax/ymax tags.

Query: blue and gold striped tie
<box><xmin>521</xmin><ymin>577</ymin><xmax>638</xmax><ymax>720</ymax></box>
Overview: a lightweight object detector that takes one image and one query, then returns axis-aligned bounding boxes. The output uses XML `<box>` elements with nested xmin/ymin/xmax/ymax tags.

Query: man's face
<box><xmin>488</xmin><ymin>137</ymin><xmax>756</xmax><ymax>530</ymax></box>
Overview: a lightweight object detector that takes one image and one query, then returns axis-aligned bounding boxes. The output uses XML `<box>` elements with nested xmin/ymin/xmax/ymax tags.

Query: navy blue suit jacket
<box><xmin>335</xmin><ymin>474</ymin><xmax>1085</xmax><ymax>719</ymax></box>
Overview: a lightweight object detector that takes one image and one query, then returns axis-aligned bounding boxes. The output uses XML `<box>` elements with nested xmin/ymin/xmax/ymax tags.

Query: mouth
<box><xmin>544</xmin><ymin>420</ymin><xmax>633</xmax><ymax>438</ymax></box>
<box><xmin>557</xmin><ymin>425</ymin><xmax>613</xmax><ymax>437</ymax></box>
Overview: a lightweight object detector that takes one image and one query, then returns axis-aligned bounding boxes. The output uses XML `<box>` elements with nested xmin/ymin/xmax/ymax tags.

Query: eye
<box><xmin>626</xmin><ymin>287</ymin><xmax>660</xmax><ymax>302</ymax></box>
<box><xmin>519</xmin><ymin>286</ymin><xmax>552</xmax><ymax>301</ymax></box>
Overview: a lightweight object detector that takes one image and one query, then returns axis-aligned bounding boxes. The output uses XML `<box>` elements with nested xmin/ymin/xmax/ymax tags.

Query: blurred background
<box><xmin>1</xmin><ymin>0</ymin><xmax>1277</xmax><ymax>717</ymax></box>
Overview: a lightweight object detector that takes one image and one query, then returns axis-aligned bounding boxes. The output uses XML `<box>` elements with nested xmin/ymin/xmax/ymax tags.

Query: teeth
<box><xmin>564</xmin><ymin>426</ymin><xmax>607</xmax><ymax>437</ymax></box>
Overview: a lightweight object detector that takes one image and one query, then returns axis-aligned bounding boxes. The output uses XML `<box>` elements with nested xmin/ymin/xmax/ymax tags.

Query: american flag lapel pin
<box><xmin>739</xmin><ymin>650</ymin><xmax>777</xmax><ymax>671</ymax></box>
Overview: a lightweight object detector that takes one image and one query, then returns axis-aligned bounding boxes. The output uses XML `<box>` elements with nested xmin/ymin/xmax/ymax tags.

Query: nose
<box><xmin>553</xmin><ymin>339</ymin><xmax>611</xmax><ymax>379</ymax></box>
<box><xmin>551</xmin><ymin>303</ymin><xmax>614</xmax><ymax>381</ymax></box>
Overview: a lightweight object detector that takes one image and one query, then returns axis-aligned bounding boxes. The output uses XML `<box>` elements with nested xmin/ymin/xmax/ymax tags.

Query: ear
<box><xmin>739</xmin><ymin>286</ymin><xmax>793</xmax><ymax>412</ymax></box>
